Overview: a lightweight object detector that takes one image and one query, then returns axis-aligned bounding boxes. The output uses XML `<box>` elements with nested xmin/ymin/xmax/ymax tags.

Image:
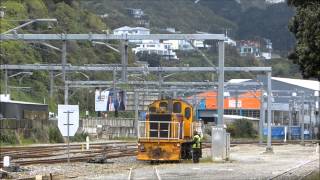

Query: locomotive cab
<box><xmin>137</xmin><ymin>99</ymin><xmax>194</xmax><ymax>161</ymax></box>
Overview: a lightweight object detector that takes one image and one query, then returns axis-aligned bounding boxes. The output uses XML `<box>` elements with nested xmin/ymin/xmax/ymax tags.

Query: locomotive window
<box><xmin>149</xmin><ymin>107</ymin><xmax>156</xmax><ymax>112</ymax></box>
<box><xmin>173</xmin><ymin>102</ymin><xmax>181</xmax><ymax>113</ymax></box>
<box><xmin>185</xmin><ymin>107</ymin><xmax>191</xmax><ymax>119</ymax></box>
<box><xmin>159</xmin><ymin>102</ymin><xmax>168</xmax><ymax>111</ymax></box>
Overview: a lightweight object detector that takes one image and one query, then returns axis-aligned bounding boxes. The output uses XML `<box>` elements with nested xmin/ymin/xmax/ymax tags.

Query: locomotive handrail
<box><xmin>138</xmin><ymin>121</ymin><xmax>182</xmax><ymax>140</ymax></box>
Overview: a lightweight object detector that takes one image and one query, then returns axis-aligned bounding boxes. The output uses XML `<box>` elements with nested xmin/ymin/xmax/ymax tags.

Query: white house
<box><xmin>265</xmin><ymin>0</ymin><xmax>285</xmax><ymax>4</ymax></box>
<box><xmin>113</xmin><ymin>26</ymin><xmax>150</xmax><ymax>36</ymax></box>
<box><xmin>178</xmin><ymin>40</ymin><xmax>207</xmax><ymax>50</ymax></box>
<box><xmin>163</xmin><ymin>40</ymin><xmax>180</xmax><ymax>50</ymax></box>
<box><xmin>113</xmin><ymin>26</ymin><xmax>150</xmax><ymax>43</ymax></box>
<box><xmin>225</xmin><ymin>36</ymin><xmax>236</xmax><ymax>47</ymax></box>
<box><xmin>132</xmin><ymin>42</ymin><xmax>179</xmax><ymax>60</ymax></box>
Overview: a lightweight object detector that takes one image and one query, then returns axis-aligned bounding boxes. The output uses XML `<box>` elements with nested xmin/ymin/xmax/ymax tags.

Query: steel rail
<box><xmin>268</xmin><ymin>159</ymin><xmax>319</xmax><ymax>180</ymax></box>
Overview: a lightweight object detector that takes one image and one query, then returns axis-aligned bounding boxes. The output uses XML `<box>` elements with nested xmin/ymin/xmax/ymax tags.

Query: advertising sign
<box><xmin>95</xmin><ymin>89</ymin><xmax>126</xmax><ymax>112</ymax></box>
<box><xmin>228</xmin><ymin>100</ymin><xmax>242</xmax><ymax>108</ymax></box>
<box><xmin>95</xmin><ymin>89</ymin><xmax>109</xmax><ymax>111</ymax></box>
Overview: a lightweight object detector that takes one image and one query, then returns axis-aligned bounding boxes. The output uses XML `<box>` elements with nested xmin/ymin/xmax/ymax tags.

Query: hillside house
<box><xmin>238</xmin><ymin>40</ymin><xmax>261</xmax><ymax>57</ymax></box>
<box><xmin>126</xmin><ymin>8</ymin><xmax>144</xmax><ymax>18</ymax></box>
<box><xmin>113</xmin><ymin>26</ymin><xmax>150</xmax><ymax>36</ymax></box>
<box><xmin>113</xmin><ymin>26</ymin><xmax>150</xmax><ymax>43</ymax></box>
<box><xmin>132</xmin><ymin>42</ymin><xmax>179</xmax><ymax>60</ymax></box>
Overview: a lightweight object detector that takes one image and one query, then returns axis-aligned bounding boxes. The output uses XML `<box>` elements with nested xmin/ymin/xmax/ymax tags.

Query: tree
<box><xmin>136</xmin><ymin>52</ymin><xmax>162</xmax><ymax>67</ymax></box>
<box><xmin>288</xmin><ymin>0</ymin><xmax>320</xmax><ymax>80</ymax></box>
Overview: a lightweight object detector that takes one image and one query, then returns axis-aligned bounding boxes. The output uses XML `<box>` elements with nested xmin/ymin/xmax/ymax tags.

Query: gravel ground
<box><xmin>8</xmin><ymin>144</ymin><xmax>320</xmax><ymax>179</ymax></box>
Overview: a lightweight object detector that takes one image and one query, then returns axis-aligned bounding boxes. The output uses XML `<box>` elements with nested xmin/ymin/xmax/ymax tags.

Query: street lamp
<box><xmin>1</xmin><ymin>18</ymin><xmax>57</xmax><ymax>35</ymax></box>
<box><xmin>92</xmin><ymin>41</ymin><xmax>120</xmax><ymax>53</ymax></box>
<box><xmin>5</xmin><ymin>71</ymin><xmax>33</xmax><ymax>95</ymax></box>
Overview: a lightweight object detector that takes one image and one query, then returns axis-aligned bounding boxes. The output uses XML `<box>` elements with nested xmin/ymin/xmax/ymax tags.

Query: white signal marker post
<box><xmin>58</xmin><ymin>105</ymin><xmax>79</xmax><ymax>165</ymax></box>
<box><xmin>64</xmin><ymin>110</ymin><xmax>74</xmax><ymax>164</ymax></box>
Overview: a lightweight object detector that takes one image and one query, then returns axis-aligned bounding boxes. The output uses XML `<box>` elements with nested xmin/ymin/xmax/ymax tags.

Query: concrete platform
<box><xmin>94</xmin><ymin>144</ymin><xmax>319</xmax><ymax>180</ymax></box>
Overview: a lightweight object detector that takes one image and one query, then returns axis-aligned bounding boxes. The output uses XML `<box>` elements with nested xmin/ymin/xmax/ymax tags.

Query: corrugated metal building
<box><xmin>189</xmin><ymin>77</ymin><xmax>319</xmax><ymax>129</ymax></box>
<box><xmin>0</xmin><ymin>100</ymin><xmax>48</xmax><ymax>120</ymax></box>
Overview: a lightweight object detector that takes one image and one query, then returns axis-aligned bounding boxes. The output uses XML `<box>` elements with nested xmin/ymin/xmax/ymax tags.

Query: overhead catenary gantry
<box><xmin>0</xmin><ymin>33</ymin><xmax>274</xmax><ymax>154</ymax></box>
<box><xmin>0</xmin><ymin>33</ymin><xmax>224</xmax><ymax>104</ymax></box>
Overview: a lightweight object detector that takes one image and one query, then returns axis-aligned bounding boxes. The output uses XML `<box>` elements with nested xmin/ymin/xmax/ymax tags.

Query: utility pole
<box><xmin>113</xmin><ymin>67</ymin><xmax>116</xmax><ymax>103</ymax></box>
<box><xmin>217</xmin><ymin>41</ymin><xmax>225</xmax><ymax>126</ymax></box>
<box><xmin>315</xmin><ymin>91</ymin><xmax>320</xmax><ymax>139</ymax></box>
<box><xmin>259</xmin><ymin>89</ymin><xmax>264</xmax><ymax>145</ymax></box>
<box><xmin>158</xmin><ymin>72</ymin><xmax>163</xmax><ymax>99</ymax></box>
<box><xmin>134</xmin><ymin>91</ymin><xmax>139</xmax><ymax>136</ymax></box>
<box><xmin>173</xmin><ymin>91</ymin><xmax>177</xmax><ymax>99</ymax></box>
<box><xmin>235</xmin><ymin>90</ymin><xmax>239</xmax><ymax>115</ymax></box>
<box><xmin>300</xmin><ymin>92</ymin><xmax>305</xmax><ymax>144</ymax></box>
<box><xmin>62</xmin><ymin>40</ymin><xmax>68</xmax><ymax>105</ymax></box>
<box><xmin>266</xmin><ymin>71</ymin><xmax>273</xmax><ymax>153</ymax></box>
<box><xmin>113</xmin><ymin>67</ymin><xmax>116</xmax><ymax>92</ymax></box>
<box><xmin>4</xmin><ymin>69</ymin><xmax>8</xmax><ymax>95</ymax></box>
<box><xmin>49</xmin><ymin>71</ymin><xmax>54</xmax><ymax>98</ymax></box>
<box><xmin>309</xmin><ymin>102</ymin><xmax>312</xmax><ymax>139</ymax></box>
<box><xmin>121</xmin><ymin>40</ymin><xmax>128</xmax><ymax>82</ymax></box>
<box><xmin>288</xmin><ymin>100</ymin><xmax>292</xmax><ymax>140</ymax></box>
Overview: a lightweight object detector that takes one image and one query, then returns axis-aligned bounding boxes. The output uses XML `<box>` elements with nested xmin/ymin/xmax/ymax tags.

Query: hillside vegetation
<box><xmin>82</xmin><ymin>0</ymin><xmax>237</xmax><ymax>33</ymax></box>
<box><xmin>0</xmin><ymin>0</ymin><xmax>120</xmax><ymax>111</ymax></box>
<box><xmin>83</xmin><ymin>0</ymin><xmax>295</xmax><ymax>54</ymax></box>
<box><xmin>0</xmin><ymin>0</ymin><xmax>302</xmax><ymax>114</ymax></box>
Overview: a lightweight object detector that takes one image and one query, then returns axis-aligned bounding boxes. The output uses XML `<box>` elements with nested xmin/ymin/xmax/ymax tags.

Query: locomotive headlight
<box><xmin>176</xmin><ymin>143</ymin><xmax>180</xmax><ymax>147</ymax></box>
<box><xmin>139</xmin><ymin>144</ymin><xmax>145</xmax><ymax>151</ymax></box>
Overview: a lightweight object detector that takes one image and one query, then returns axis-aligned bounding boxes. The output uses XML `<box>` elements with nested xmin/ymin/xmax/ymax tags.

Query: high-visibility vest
<box><xmin>192</xmin><ymin>134</ymin><xmax>201</xmax><ymax>149</ymax></box>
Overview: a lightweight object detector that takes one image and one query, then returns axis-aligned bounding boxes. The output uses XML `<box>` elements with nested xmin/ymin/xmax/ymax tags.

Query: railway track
<box><xmin>0</xmin><ymin>142</ymin><xmax>137</xmax><ymax>167</ymax></box>
<box><xmin>269</xmin><ymin>159</ymin><xmax>319</xmax><ymax>180</ymax></box>
<box><xmin>128</xmin><ymin>166</ymin><xmax>161</xmax><ymax>180</ymax></box>
<box><xmin>0</xmin><ymin>140</ymin><xmax>317</xmax><ymax>167</ymax></box>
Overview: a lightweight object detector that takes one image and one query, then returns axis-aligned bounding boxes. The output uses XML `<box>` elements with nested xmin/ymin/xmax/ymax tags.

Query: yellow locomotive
<box><xmin>137</xmin><ymin>99</ymin><xmax>194</xmax><ymax>161</ymax></box>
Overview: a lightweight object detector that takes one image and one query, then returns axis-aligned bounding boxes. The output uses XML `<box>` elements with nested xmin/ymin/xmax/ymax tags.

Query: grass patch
<box><xmin>19</xmin><ymin>137</ymin><xmax>35</xmax><ymax>145</ymax></box>
<box><xmin>48</xmin><ymin>126</ymin><xmax>64</xmax><ymax>143</ymax></box>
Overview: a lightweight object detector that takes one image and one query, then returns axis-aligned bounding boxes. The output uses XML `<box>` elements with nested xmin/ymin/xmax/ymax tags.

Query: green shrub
<box><xmin>48</xmin><ymin>126</ymin><xmax>64</xmax><ymax>143</ymax></box>
<box><xmin>0</xmin><ymin>131</ymin><xmax>18</xmax><ymax>145</ymax></box>
<box><xmin>70</xmin><ymin>131</ymin><xmax>89</xmax><ymax>142</ymax></box>
<box><xmin>227</xmin><ymin>119</ymin><xmax>257</xmax><ymax>138</ymax></box>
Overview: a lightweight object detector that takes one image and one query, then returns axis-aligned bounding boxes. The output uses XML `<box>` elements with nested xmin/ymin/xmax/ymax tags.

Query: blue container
<box><xmin>290</xmin><ymin>126</ymin><xmax>301</xmax><ymax>140</ymax></box>
<box><xmin>263</xmin><ymin>126</ymin><xmax>285</xmax><ymax>140</ymax></box>
<box><xmin>264</xmin><ymin>126</ymin><xmax>309</xmax><ymax>140</ymax></box>
<box><xmin>198</xmin><ymin>99</ymin><xmax>206</xmax><ymax>110</ymax></box>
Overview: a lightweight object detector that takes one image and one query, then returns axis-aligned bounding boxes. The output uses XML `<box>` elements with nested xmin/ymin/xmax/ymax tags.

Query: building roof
<box><xmin>113</xmin><ymin>26</ymin><xmax>150</xmax><ymax>31</ymax></box>
<box><xmin>227</xmin><ymin>79</ymin><xmax>251</xmax><ymax>84</ymax></box>
<box><xmin>224</xmin><ymin>115</ymin><xmax>259</xmax><ymax>121</ymax></box>
<box><xmin>272</xmin><ymin>77</ymin><xmax>320</xmax><ymax>91</ymax></box>
<box><xmin>1</xmin><ymin>100</ymin><xmax>47</xmax><ymax>106</ymax></box>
